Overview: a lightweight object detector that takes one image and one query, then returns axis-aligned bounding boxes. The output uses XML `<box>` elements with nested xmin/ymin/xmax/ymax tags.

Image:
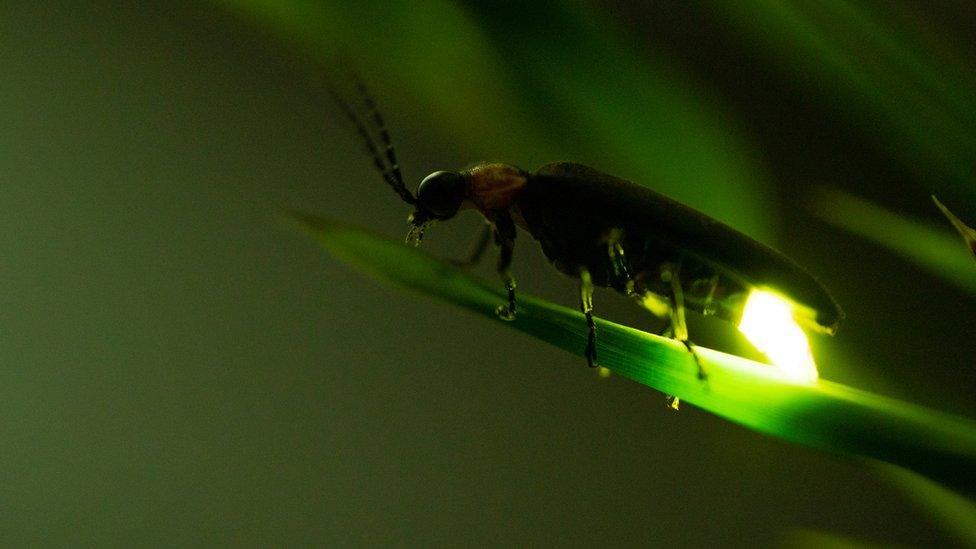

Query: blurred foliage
<box><xmin>877</xmin><ymin>463</ymin><xmax>976</xmax><ymax>547</ymax></box>
<box><xmin>294</xmin><ymin>213</ymin><xmax>976</xmax><ymax>497</ymax></box>
<box><xmin>712</xmin><ymin>1</ymin><xmax>976</xmax><ymax>198</ymax></box>
<box><xmin>811</xmin><ymin>188</ymin><xmax>976</xmax><ymax>295</ymax></box>
<box><xmin>213</xmin><ymin>0</ymin><xmax>774</xmax><ymax>239</ymax></box>
<box><xmin>457</xmin><ymin>1</ymin><xmax>773</xmax><ymax>238</ymax></box>
<box><xmin>213</xmin><ymin>0</ymin><xmax>556</xmax><ymax>161</ymax></box>
<box><xmin>783</xmin><ymin>529</ymin><xmax>896</xmax><ymax>548</ymax></box>
<box><xmin>933</xmin><ymin>195</ymin><xmax>976</xmax><ymax>261</ymax></box>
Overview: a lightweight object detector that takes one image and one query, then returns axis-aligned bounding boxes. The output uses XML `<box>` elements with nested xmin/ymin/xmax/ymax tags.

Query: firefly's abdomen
<box><xmin>514</xmin><ymin>163</ymin><xmax>843</xmax><ymax>333</ymax></box>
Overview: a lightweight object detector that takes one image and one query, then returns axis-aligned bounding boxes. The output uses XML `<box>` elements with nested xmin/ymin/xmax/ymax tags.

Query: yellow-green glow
<box><xmin>640</xmin><ymin>292</ymin><xmax>670</xmax><ymax>317</ymax></box>
<box><xmin>738</xmin><ymin>290</ymin><xmax>819</xmax><ymax>384</ymax></box>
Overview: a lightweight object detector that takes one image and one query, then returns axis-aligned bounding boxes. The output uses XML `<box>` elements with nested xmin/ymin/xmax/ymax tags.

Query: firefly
<box><xmin>328</xmin><ymin>74</ymin><xmax>842</xmax><ymax>396</ymax></box>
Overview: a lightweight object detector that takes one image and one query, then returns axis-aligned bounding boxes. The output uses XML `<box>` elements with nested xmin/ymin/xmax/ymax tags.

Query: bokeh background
<box><xmin>3</xmin><ymin>0</ymin><xmax>976</xmax><ymax>545</ymax></box>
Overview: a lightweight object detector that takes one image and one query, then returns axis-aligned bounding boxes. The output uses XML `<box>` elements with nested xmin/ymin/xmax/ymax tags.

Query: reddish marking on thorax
<box><xmin>466</xmin><ymin>163</ymin><xmax>527</xmax><ymax>215</ymax></box>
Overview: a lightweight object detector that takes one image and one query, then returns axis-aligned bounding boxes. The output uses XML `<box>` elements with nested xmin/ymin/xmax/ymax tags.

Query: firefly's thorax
<box><xmin>464</xmin><ymin>163</ymin><xmax>528</xmax><ymax>215</ymax></box>
<box><xmin>411</xmin><ymin>163</ymin><xmax>527</xmax><ymax>227</ymax></box>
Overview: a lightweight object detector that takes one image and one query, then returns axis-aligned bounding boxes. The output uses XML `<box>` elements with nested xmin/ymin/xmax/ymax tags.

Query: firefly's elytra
<box><xmin>329</xmin><ymin>76</ymin><xmax>843</xmax><ymax>386</ymax></box>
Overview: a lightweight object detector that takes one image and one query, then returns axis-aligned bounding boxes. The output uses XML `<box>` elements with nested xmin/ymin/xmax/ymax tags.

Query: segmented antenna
<box><xmin>350</xmin><ymin>72</ymin><xmax>405</xmax><ymax>195</ymax></box>
<box><xmin>326</xmin><ymin>75</ymin><xmax>415</xmax><ymax>205</ymax></box>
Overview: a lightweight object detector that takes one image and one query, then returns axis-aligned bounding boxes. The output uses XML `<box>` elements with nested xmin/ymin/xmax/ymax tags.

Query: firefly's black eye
<box><xmin>416</xmin><ymin>171</ymin><xmax>465</xmax><ymax>220</ymax></box>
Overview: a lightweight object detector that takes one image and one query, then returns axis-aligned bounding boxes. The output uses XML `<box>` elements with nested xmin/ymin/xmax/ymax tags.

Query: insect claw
<box><xmin>495</xmin><ymin>304</ymin><xmax>517</xmax><ymax>321</ymax></box>
<box><xmin>585</xmin><ymin>338</ymin><xmax>598</xmax><ymax>368</ymax></box>
<box><xmin>624</xmin><ymin>279</ymin><xmax>637</xmax><ymax>298</ymax></box>
<box><xmin>404</xmin><ymin>229</ymin><xmax>423</xmax><ymax>247</ymax></box>
<box><xmin>495</xmin><ymin>277</ymin><xmax>517</xmax><ymax>321</ymax></box>
<box><xmin>579</xmin><ymin>268</ymin><xmax>598</xmax><ymax>368</ymax></box>
<box><xmin>676</xmin><ymin>339</ymin><xmax>708</xmax><ymax>382</ymax></box>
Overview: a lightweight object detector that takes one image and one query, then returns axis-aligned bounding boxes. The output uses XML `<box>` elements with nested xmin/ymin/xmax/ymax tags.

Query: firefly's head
<box><xmin>404</xmin><ymin>171</ymin><xmax>468</xmax><ymax>246</ymax></box>
<box><xmin>415</xmin><ymin>171</ymin><xmax>467</xmax><ymax>221</ymax></box>
<box><xmin>329</xmin><ymin>73</ymin><xmax>470</xmax><ymax>245</ymax></box>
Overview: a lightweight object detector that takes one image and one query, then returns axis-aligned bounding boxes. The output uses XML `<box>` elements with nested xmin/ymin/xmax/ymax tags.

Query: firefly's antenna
<box><xmin>351</xmin><ymin>72</ymin><xmax>406</xmax><ymax>199</ymax></box>
<box><xmin>326</xmin><ymin>72</ymin><xmax>416</xmax><ymax>205</ymax></box>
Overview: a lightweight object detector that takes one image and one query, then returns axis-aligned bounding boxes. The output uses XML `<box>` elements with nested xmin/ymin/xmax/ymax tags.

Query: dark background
<box><xmin>3</xmin><ymin>1</ymin><xmax>975</xmax><ymax>545</ymax></box>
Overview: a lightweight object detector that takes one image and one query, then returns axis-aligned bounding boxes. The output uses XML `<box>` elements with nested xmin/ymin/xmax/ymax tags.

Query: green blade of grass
<box><xmin>811</xmin><ymin>188</ymin><xmax>976</xmax><ymax>295</ymax></box>
<box><xmin>932</xmin><ymin>195</ymin><xmax>976</xmax><ymax>261</ymax></box>
<box><xmin>293</xmin><ymin>212</ymin><xmax>976</xmax><ymax>496</ymax></box>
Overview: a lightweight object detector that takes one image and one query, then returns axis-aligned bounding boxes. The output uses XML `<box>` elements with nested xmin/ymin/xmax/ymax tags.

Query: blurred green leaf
<box><xmin>214</xmin><ymin>0</ymin><xmax>774</xmax><ymax>240</ymax></box>
<box><xmin>212</xmin><ymin>0</ymin><xmax>559</xmax><ymax>164</ymax></box>
<box><xmin>460</xmin><ymin>0</ymin><xmax>773</xmax><ymax>239</ymax></box>
<box><xmin>875</xmin><ymin>462</ymin><xmax>976</xmax><ymax>547</ymax></box>
<box><xmin>783</xmin><ymin>529</ymin><xmax>895</xmax><ymax>548</ymax></box>
<box><xmin>932</xmin><ymin>195</ymin><xmax>976</xmax><ymax>261</ymax></box>
<box><xmin>293</xmin><ymin>212</ymin><xmax>976</xmax><ymax>496</ymax></box>
<box><xmin>712</xmin><ymin>1</ymin><xmax>976</xmax><ymax>195</ymax></box>
<box><xmin>811</xmin><ymin>188</ymin><xmax>976</xmax><ymax>295</ymax></box>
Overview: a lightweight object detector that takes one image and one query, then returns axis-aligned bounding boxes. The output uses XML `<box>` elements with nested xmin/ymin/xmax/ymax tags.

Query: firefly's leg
<box><xmin>606</xmin><ymin>228</ymin><xmax>636</xmax><ymax>297</ymax></box>
<box><xmin>579</xmin><ymin>268</ymin><xmax>597</xmax><ymax>368</ymax></box>
<box><xmin>451</xmin><ymin>222</ymin><xmax>492</xmax><ymax>269</ymax></box>
<box><xmin>610</xmin><ymin>230</ymin><xmax>673</xmax><ymax>341</ymax></box>
<box><xmin>494</xmin><ymin>211</ymin><xmax>518</xmax><ymax>321</ymax></box>
<box><xmin>661</xmin><ymin>263</ymin><xmax>708</xmax><ymax>393</ymax></box>
<box><xmin>631</xmin><ymin>287</ymin><xmax>683</xmax><ymax>408</ymax></box>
